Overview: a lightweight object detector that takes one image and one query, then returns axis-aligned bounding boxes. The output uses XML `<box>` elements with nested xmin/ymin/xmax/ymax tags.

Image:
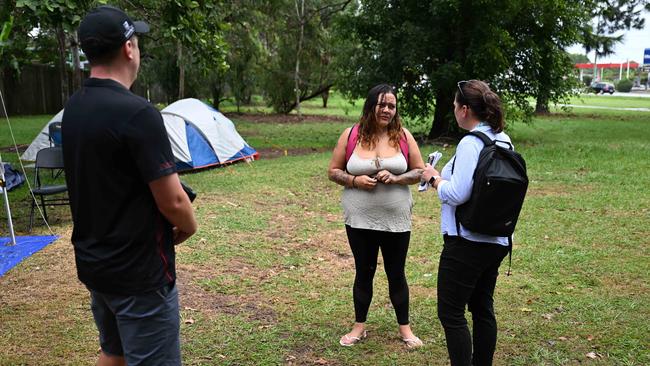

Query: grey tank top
<box><xmin>342</xmin><ymin>152</ymin><xmax>413</xmax><ymax>232</ymax></box>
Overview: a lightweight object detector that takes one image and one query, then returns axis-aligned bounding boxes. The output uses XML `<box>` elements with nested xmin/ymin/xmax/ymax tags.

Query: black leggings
<box><xmin>345</xmin><ymin>225</ymin><xmax>411</xmax><ymax>325</ymax></box>
<box><xmin>437</xmin><ymin>235</ymin><xmax>509</xmax><ymax>366</ymax></box>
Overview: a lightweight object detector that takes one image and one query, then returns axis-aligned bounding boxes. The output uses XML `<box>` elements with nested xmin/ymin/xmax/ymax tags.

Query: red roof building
<box><xmin>575</xmin><ymin>61</ymin><xmax>640</xmax><ymax>69</ymax></box>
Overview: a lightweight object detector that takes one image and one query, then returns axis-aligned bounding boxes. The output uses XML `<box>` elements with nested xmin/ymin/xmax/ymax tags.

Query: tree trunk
<box><xmin>321</xmin><ymin>87</ymin><xmax>330</xmax><ymax>108</ymax></box>
<box><xmin>535</xmin><ymin>94</ymin><xmax>550</xmax><ymax>115</ymax></box>
<box><xmin>428</xmin><ymin>93</ymin><xmax>453</xmax><ymax>139</ymax></box>
<box><xmin>294</xmin><ymin>0</ymin><xmax>305</xmax><ymax>119</ymax></box>
<box><xmin>71</xmin><ymin>32</ymin><xmax>83</xmax><ymax>91</ymax></box>
<box><xmin>55</xmin><ymin>26</ymin><xmax>68</xmax><ymax>107</ymax></box>
<box><xmin>177</xmin><ymin>42</ymin><xmax>184</xmax><ymax>99</ymax></box>
<box><xmin>211</xmin><ymin>82</ymin><xmax>222</xmax><ymax>110</ymax></box>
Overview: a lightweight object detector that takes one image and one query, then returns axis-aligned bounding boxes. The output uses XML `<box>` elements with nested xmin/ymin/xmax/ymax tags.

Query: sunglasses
<box><xmin>457</xmin><ymin>80</ymin><xmax>477</xmax><ymax>100</ymax></box>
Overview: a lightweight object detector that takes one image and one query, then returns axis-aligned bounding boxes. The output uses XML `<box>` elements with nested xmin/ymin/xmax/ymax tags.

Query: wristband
<box><xmin>428</xmin><ymin>175</ymin><xmax>441</xmax><ymax>187</ymax></box>
<box><xmin>352</xmin><ymin>176</ymin><xmax>358</xmax><ymax>188</ymax></box>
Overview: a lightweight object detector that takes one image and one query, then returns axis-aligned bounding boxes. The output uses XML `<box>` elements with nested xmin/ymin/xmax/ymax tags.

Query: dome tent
<box><xmin>21</xmin><ymin>110</ymin><xmax>63</xmax><ymax>162</ymax></box>
<box><xmin>22</xmin><ymin>99</ymin><xmax>258</xmax><ymax>171</ymax></box>
<box><xmin>161</xmin><ymin>98</ymin><xmax>258</xmax><ymax>171</ymax></box>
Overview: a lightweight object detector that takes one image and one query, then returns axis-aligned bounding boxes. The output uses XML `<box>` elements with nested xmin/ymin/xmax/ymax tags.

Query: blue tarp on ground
<box><xmin>0</xmin><ymin>235</ymin><xmax>58</xmax><ymax>276</ymax></box>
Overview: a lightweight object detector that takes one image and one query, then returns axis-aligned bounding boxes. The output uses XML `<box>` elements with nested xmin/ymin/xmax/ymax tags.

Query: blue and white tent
<box><xmin>22</xmin><ymin>99</ymin><xmax>258</xmax><ymax>171</ymax></box>
<box><xmin>161</xmin><ymin>99</ymin><xmax>258</xmax><ymax>171</ymax></box>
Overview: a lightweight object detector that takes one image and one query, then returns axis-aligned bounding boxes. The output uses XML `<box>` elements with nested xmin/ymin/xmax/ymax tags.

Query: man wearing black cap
<box><xmin>62</xmin><ymin>5</ymin><xmax>197</xmax><ymax>366</ymax></box>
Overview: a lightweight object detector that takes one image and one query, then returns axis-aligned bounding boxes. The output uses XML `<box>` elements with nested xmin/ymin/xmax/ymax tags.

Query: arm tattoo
<box><xmin>394</xmin><ymin>168</ymin><xmax>423</xmax><ymax>185</ymax></box>
<box><xmin>329</xmin><ymin>169</ymin><xmax>352</xmax><ymax>187</ymax></box>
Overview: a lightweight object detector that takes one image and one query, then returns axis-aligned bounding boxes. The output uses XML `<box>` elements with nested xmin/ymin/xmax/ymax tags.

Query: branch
<box><xmin>286</xmin><ymin>83</ymin><xmax>334</xmax><ymax>111</ymax></box>
<box><xmin>306</xmin><ymin>0</ymin><xmax>352</xmax><ymax>23</ymax></box>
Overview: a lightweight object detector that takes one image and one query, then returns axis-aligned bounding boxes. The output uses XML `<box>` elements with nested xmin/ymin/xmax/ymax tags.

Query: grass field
<box><xmin>567</xmin><ymin>94</ymin><xmax>650</xmax><ymax>109</ymax></box>
<box><xmin>0</xmin><ymin>95</ymin><xmax>649</xmax><ymax>365</ymax></box>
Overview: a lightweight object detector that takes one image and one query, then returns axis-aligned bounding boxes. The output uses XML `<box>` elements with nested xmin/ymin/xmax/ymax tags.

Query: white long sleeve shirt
<box><xmin>437</xmin><ymin>123</ymin><xmax>512</xmax><ymax>246</ymax></box>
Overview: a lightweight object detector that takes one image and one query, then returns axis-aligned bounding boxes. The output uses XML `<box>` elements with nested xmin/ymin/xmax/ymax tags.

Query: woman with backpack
<box><xmin>328</xmin><ymin>84</ymin><xmax>425</xmax><ymax>348</ymax></box>
<box><xmin>422</xmin><ymin>80</ymin><xmax>518</xmax><ymax>365</ymax></box>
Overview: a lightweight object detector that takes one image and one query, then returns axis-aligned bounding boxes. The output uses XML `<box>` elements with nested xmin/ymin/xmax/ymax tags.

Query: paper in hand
<box><xmin>418</xmin><ymin>151</ymin><xmax>443</xmax><ymax>192</ymax></box>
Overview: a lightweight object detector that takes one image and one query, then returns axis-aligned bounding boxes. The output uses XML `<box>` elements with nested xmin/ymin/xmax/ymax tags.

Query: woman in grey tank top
<box><xmin>328</xmin><ymin>84</ymin><xmax>425</xmax><ymax>348</ymax></box>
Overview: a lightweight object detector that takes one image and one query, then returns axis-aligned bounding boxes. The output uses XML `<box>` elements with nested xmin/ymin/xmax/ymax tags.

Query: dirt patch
<box><xmin>176</xmin><ymin>263</ymin><xmax>278</xmax><ymax>324</ymax></box>
<box><xmin>284</xmin><ymin>348</ymin><xmax>341</xmax><ymax>366</ymax></box>
<box><xmin>257</xmin><ymin>147</ymin><xmax>331</xmax><ymax>160</ymax></box>
<box><xmin>0</xmin><ymin>143</ymin><xmax>28</xmax><ymax>153</ymax></box>
<box><xmin>225</xmin><ymin>112</ymin><xmax>351</xmax><ymax>124</ymax></box>
<box><xmin>526</xmin><ymin>183</ymin><xmax>594</xmax><ymax>197</ymax></box>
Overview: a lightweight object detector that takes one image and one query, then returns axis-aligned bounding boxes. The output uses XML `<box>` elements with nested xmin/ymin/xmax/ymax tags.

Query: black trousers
<box><xmin>345</xmin><ymin>225</ymin><xmax>411</xmax><ymax>325</ymax></box>
<box><xmin>437</xmin><ymin>235</ymin><xmax>509</xmax><ymax>366</ymax></box>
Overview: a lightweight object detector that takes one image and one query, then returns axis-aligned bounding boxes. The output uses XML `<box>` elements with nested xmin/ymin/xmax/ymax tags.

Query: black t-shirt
<box><xmin>62</xmin><ymin>78</ymin><xmax>176</xmax><ymax>295</ymax></box>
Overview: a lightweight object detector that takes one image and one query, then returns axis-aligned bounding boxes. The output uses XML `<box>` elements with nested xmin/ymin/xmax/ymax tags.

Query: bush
<box><xmin>616</xmin><ymin>79</ymin><xmax>633</xmax><ymax>93</ymax></box>
<box><xmin>583</xmin><ymin>76</ymin><xmax>593</xmax><ymax>86</ymax></box>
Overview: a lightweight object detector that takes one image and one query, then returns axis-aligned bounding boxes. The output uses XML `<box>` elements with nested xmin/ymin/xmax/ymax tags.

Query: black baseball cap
<box><xmin>79</xmin><ymin>5</ymin><xmax>149</xmax><ymax>57</ymax></box>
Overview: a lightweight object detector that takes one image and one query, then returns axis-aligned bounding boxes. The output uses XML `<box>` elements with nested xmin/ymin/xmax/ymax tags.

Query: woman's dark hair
<box><xmin>455</xmin><ymin>80</ymin><xmax>505</xmax><ymax>132</ymax></box>
<box><xmin>358</xmin><ymin>84</ymin><xmax>403</xmax><ymax>149</ymax></box>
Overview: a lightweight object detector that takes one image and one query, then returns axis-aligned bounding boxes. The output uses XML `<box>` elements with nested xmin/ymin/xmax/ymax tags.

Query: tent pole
<box><xmin>0</xmin><ymin>88</ymin><xmax>17</xmax><ymax>245</ymax></box>
<box><xmin>0</xmin><ymin>161</ymin><xmax>17</xmax><ymax>246</ymax></box>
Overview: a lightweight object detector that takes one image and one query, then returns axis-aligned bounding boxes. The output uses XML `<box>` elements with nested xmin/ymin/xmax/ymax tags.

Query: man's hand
<box><xmin>172</xmin><ymin>227</ymin><xmax>193</xmax><ymax>245</ymax></box>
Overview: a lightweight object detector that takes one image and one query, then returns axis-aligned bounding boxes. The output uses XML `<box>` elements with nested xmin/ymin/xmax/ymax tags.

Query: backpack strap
<box><xmin>470</xmin><ymin>130</ymin><xmax>514</xmax><ymax>150</ymax></box>
<box><xmin>398</xmin><ymin>131</ymin><xmax>409</xmax><ymax>165</ymax></box>
<box><xmin>466</xmin><ymin>131</ymin><xmax>495</xmax><ymax>146</ymax></box>
<box><xmin>345</xmin><ymin>123</ymin><xmax>360</xmax><ymax>163</ymax></box>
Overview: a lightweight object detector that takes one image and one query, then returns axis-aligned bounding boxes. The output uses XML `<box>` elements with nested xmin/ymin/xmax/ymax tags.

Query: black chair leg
<box><xmin>40</xmin><ymin>195</ymin><xmax>48</xmax><ymax>223</ymax></box>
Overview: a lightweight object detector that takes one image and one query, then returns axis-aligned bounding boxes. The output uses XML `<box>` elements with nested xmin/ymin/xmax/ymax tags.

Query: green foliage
<box><xmin>0</xmin><ymin>15</ymin><xmax>12</xmax><ymax>45</ymax></box>
<box><xmin>333</xmin><ymin>1</ymin><xmax>598</xmax><ymax>136</ymax></box>
<box><xmin>615</xmin><ymin>78</ymin><xmax>633</xmax><ymax>92</ymax></box>
<box><xmin>259</xmin><ymin>0</ymin><xmax>346</xmax><ymax>114</ymax></box>
<box><xmin>509</xmin><ymin>0</ymin><xmax>587</xmax><ymax>114</ymax></box>
<box><xmin>568</xmin><ymin>53</ymin><xmax>591</xmax><ymax>63</ymax></box>
<box><xmin>581</xmin><ymin>0</ymin><xmax>649</xmax><ymax>59</ymax></box>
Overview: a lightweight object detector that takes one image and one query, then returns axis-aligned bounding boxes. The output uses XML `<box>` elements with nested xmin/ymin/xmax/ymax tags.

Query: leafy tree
<box><xmin>335</xmin><ymin>1</ymin><xmax>529</xmax><ymax>138</ymax></box>
<box><xmin>260</xmin><ymin>0</ymin><xmax>350</xmax><ymax>114</ymax></box>
<box><xmin>15</xmin><ymin>0</ymin><xmax>103</xmax><ymax>104</ymax></box>
<box><xmin>509</xmin><ymin>0</ymin><xmax>586</xmax><ymax>114</ymax></box>
<box><xmin>569</xmin><ymin>53</ymin><xmax>591</xmax><ymax>63</ymax></box>
<box><xmin>335</xmin><ymin>0</ymin><xmax>646</xmax><ymax>136</ymax></box>
<box><xmin>115</xmin><ymin>0</ymin><xmax>228</xmax><ymax>102</ymax></box>
<box><xmin>582</xmin><ymin>0</ymin><xmax>649</xmax><ymax>79</ymax></box>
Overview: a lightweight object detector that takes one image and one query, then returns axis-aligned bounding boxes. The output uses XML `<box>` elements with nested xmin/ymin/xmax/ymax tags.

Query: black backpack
<box><xmin>453</xmin><ymin>131</ymin><xmax>528</xmax><ymax>238</ymax></box>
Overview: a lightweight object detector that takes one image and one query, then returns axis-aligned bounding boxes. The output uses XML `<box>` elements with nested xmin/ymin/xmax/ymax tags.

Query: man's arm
<box><xmin>149</xmin><ymin>173</ymin><xmax>197</xmax><ymax>244</ymax></box>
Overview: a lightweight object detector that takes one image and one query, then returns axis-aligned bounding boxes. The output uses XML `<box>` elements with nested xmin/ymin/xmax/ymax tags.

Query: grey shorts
<box><xmin>89</xmin><ymin>282</ymin><xmax>181</xmax><ymax>366</ymax></box>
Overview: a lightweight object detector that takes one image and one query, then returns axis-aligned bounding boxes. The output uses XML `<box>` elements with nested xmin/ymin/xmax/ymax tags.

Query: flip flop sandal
<box><xmin>400</xmin><ymin>335</ymin><xmax>424</xmax><ymax>349</ymax></box>
<box><xmin>339</xmin><ymin>330</ymin><xmax>368</xmax><ymax>346</ymax></box>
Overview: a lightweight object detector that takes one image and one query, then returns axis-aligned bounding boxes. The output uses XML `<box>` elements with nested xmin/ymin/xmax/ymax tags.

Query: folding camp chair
<box><xmin>28</xmin><ymin>147</ymin><xmax>68</xmax><ymax>232</ymax></box>
<box><xmin>48</xmin><ymin>121</ymin><xmax>62</xmax><ymax>147</ymax></box>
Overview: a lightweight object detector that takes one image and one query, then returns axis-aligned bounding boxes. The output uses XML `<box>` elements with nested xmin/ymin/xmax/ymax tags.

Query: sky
<box><xmin>567</xmin><ymin>11</ymin><xmax>650</xmax><ymax>64</ymax></box>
